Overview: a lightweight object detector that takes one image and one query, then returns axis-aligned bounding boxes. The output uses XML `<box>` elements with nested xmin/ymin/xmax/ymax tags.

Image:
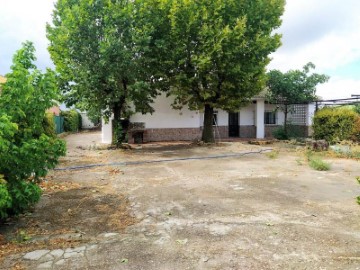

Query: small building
<box><xmin>102</xmin><ymin>93</ymin><xmax>315</xmax><ymax>144</ymax></box>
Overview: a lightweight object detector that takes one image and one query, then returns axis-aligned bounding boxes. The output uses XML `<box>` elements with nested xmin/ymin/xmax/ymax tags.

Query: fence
<box><xmin>54</xmin><ymin>116</ymin><xmax>64</xmax><ymax>134</ymax></box>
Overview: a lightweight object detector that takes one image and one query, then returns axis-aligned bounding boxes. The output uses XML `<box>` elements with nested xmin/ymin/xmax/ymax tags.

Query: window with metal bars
<box><xmin>264</xmin><ymin>111</ymin><xmax>276</xmax><ymax>125</ymax></box>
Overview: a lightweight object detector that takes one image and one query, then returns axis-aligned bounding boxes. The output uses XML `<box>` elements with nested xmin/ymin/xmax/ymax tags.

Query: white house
<box><xmin>102</xmin><ymin>93</ymin><xmax>315</xmax><ymax>144</ymax></box>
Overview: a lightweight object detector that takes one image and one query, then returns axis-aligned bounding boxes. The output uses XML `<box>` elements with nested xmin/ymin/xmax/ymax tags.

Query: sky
<box><xmin>0</xmin><ymin>0</ymin><xmax>359</xmax><ymax>100</ymax></box>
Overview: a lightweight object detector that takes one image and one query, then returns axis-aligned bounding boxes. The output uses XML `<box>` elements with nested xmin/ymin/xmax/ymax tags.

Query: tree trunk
<box><xmin>112</xmin><ymin>102</ymin><xmax>123</xmax><ymax>146</ymax></box>
<box><xmin>284</xmin><ymin>104</ymin><xmax>288</xmax><ymax>138</ymax></box>
<box><xmin>202</xmin><ymin>104</ymin><xmax>215</xmax><ymax>143</ymax></box>
<box><xmin>112</xmin><ymin>80</ymin><xmax>129</xmax><ymax>146</ymax></box>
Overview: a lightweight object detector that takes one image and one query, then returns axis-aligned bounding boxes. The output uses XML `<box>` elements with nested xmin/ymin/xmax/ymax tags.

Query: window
<box><xmin>213</xmin><ymin>111</ymin><xmax>218</xmax><ymax>125</ymax></box>
<box><xmin>265</xmin><ymin>111</ymin><xmax>276</xmax><ymax>125</ymax></box>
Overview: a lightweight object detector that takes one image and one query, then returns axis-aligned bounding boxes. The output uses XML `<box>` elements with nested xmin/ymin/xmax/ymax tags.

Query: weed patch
<box><xmin>266</xmin><ymin>150</ymin><xmax>279</xmax><ymax>159</ymax></box>
<box><xmin>306</xmin><ymin>151</ymin><xmax>331</xmax><ymax>171</ymax></box>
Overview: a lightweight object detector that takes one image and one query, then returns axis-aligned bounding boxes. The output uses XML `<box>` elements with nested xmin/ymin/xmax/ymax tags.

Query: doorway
<box><xmin>228</xmin><ymin>112</ymin><xmax>239</xmax><ymax>137</ymax></box>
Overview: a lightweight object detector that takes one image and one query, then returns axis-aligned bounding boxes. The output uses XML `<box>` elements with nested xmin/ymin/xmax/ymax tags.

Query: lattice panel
<box><xmin>288</xmin><ymin>104</ymin><xmax>307</xmax><ymax>125</ymax></box>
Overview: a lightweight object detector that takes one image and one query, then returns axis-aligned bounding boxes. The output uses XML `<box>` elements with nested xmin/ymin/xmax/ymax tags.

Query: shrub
<box><xmin>354</xmin><ymin>105</ymin><xmax>360</xmax><ymax>115</ymax></box>
<box><xmin>0</xmin><ymin>42</ymin><xmax>66</xmax><ymax>218</ymax></box>
<box><xmin>352</xmin><ymin>117</ymin><xmax>360</xmax><ymax>142</ymax></box>
<box><xmin>313</xmin><ymin>107</ymin><xmax>359</xmax><ymax>143</ymax></box>
<box><xmin>78</xmin><ymin>112</ymin><xmax>82</xmax><ymax>130</ymax></box>
<box><xmin>0</xmin><ymin>175</ymin><xmax>12</xmax><ymax>219</ymax></box>
<box><xmin>42</xmin><ymin>112</ymin><xmax>56</xmax><ymax>137</ymax></box>
<box><xmin>8</xmin><ymin>181</ymin><xmax>42</xmax><ymax>215</ymax></box>
<box><xmin>273</xmin><ymin>124</ymin><xmax>305</xmax><ymax>140</ymax></box>
<box><xmin>61</xmin><ymin>109</ymin><xmax>81</xmax><ymax>132</ymax></box>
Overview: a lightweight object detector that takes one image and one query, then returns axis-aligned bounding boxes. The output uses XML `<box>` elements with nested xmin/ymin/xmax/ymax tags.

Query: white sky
<box><xmin>0</xmin><ymin>0</ymin><xmax>359</xmax><ymax>99</ymax></box>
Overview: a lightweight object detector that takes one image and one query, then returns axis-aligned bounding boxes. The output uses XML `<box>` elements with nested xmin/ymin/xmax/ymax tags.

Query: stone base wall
<box><xmin>214</xmin><ymin>126</ymin><xmax>229</xmax><ymax>139</ymax></box>
<box><xmin>240</xmin><ymin>126</ymin><xmax>256</xmax><ymax>138</ymax></box>
<box><xmin>128</xmin><ymin>124</ymin><xmax>311</xmax><ymax>143</ymax></box>
<box><xmin>143</xmin><ymin>128</ymin><xmax>202</xmax><ymax>142</ymax></box>
<box><xmin>265</xmin><ymin>125</ymin><xmax>281</xmax><ymax>138</ymax></box>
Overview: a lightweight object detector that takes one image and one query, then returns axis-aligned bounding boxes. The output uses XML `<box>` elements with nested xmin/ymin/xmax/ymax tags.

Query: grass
<box><xmin>266</xmin><ymin>150</ymin><xmax>279</xmax><ymax>159</ymax></box>
<box><xmin>308</xmin><ymin>156</ymin><xmax>331</xmax><ymax>171</ymax></box>
<box><xmin>306</xmin><ymin>150</ymin><xmax>331</xmax><ymax>171</ymax></box>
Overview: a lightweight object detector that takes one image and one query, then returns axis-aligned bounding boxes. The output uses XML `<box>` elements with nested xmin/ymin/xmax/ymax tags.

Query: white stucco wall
<box><xmin>216</xmin><ymin>109</ymin><xmax>228</xmax><ymax>126</ymax></box>
<box><xmin>130</xmin><ymin>93</ymin><xmax>201</xmax><ymax>128</ymax></box>
<box><xmin>102</xmin><ymin>117</ymin><xmax>112</xmax><ymax>144</ymax></box>
<box><xmin>80</xmin><ymin>113</ymin><xmax>95</xmax><ymax>129</ymax></box>
<box><xmin>101</xmin><ymin>93</ymin><xmax>276</xmax><ymax>142</ymax></box>
<box><xmin>240</xmin><ymin>105</ymin><xmax>255</xmax><ymax>125</ymax></box>
<box><xmin>307</xmin><ymin>103</ymin><xmax>316</xmax><ymax>126</ymax></box>
<box><xmin>255</xmin><ymin>99</ymin><xmax>265</xmax><ymax>138</ymax></box>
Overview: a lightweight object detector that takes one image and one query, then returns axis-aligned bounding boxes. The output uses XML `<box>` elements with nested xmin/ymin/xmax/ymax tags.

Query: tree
<box><xmin>266</xmin><ymin>62</ymin><xmax>329</xmax><ymax>136</ymax></box>
<box><xmin>159</xmin><ymin>0</ymin><xmax>284</xmax><ymax>142</ymax></box>
<box><xmin>0</xmin><ymin>42</ymin><xmax>66</xmax><ymax>218</ymax></box>
<box><xmin>47</xmin><ymin>0</ymin><xmax>166</xmax><ymax>145</ymax></box>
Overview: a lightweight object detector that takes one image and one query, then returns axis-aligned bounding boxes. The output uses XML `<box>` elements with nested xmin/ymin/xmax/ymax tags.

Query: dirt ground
<box><xmin>1</xmin><ymin>131</ymin><xmax>360</xmax><ymax>270</ymax></box>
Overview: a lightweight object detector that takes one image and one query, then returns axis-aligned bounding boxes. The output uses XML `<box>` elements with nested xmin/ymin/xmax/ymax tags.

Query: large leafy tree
<box><xmin>47</xmin><ymin>0</ymin><xmax>165</xmax><ymax>145</ymax></box>
<box><xmin>163</xmin><ymin>0</ymin><xmax>285</xmax><ymax>142</ymax></box>
<box><xmin>266</xmin><ymin>62</ymin><xmax>329</xmax><ymax>135</ymax></box>
<box><xmin>0</xmin><ymin>42</ymin><xmax>66</xmax><ymax>218</ymax></box>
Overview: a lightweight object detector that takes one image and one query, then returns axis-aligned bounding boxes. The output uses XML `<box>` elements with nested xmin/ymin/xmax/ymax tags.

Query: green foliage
<box><xmin>267</xmin><ymin>63</ymin><xmax>329</xmax><ymax>137</ymax></box>
<box><xmin>267</xmin><ymin>63</ymin><xmax>329</xmax><ymax>105</ymax></box>
<box><xmin>272</xmin><ymin>124</ymin><xmax>305</xmax><ymax>140</ymax></box>
<box><xmin>306</xmin><ymin>151</ymin><xmax>330</xmax><ymax>171</ymax></box>
<box><xmin>8</xmin><ymin>181</ymin><xmax>42</xmax><ymax>215</ymax></box>
<box><xmin>162</xmin><ymin>0</ymin><xmax>285</xmax><ymax>142</ymax></box>
<box><xmin>78</xmin><ymin>112</ymin><xmax>82</xmax><ymax>131</ymax></box>
<box><xmin>0</xmin><ymin>175</ymin><xmax>12</xmax><ymax>219</ymax></box>
<box><xmin>352</xmin><ymin>116</ymin><xmax>360</xmax><ymax>142</ymax></box>
<box><xmin>354</xmin><ymin>104</ymin><xmax>360</xmax><ymax>115</ymax></box>
<box><xmin>43</xmin><ymin>112</ymin><xmax>56</xmax><ymax>137</ymax></box>
<box><xmin>47</xmin><ymin>0</ymin><xmax>162</xmax><ymax>145</ymax></box>
<box><xmin>13</xmin><ymin>229</ymin><xmax>31</xmax><ymax>243</ymax></box>
<box><xmin>0</xmin><ymin>42</ymin><xmax>66</xmax><ymax>218</ymax></box>
<box><xmin>61</xmin><ymin>110</ymin><xmax>81</xmax><ymax>132</ymax></box>
<box><xmin>308</xmin><ymin>157</ymin><xmax>330</xmax><ymax>171</ymax></box>
<box><xmin>313</xmin><ymin>107</ymin><xmax>359</xmax><ymax>143</ymax></box>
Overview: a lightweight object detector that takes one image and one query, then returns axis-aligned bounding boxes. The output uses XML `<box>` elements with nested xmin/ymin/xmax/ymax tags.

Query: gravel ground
<box><xmin>2</xmin><ymin>131</ymin><xmax>360</xmax><ymax>270</ymax></box>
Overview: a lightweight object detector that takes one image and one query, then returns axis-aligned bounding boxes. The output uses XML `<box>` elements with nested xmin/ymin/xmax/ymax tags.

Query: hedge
<box><xmin>61</xmin><ymin>110</ymin><xmax>81</xmax><ymax>132</ymax></box>
<box><xmin>43</xmin><ymin>112</ymin><xmax>56</xmax><ymax>137</ymax></box>
<box><xmin>313</xmin><ymin>107</ymin><xmax>360</xmax><ymax>143</ymax></box>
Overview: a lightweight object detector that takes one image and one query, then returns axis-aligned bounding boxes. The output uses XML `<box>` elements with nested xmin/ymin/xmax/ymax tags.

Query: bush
<box><xmin>313</xmin><ymin>107</ymin><xmax>359</xmax><ymax>143</ymax></box>
<box><xmin>8</xmin><ymin>181</ymin><xmax>42</xmax><ymax>215</ymax></box>
<box><xmin>354</xmin><ymin>105</ymin><xmax>360</xmax><ymax>115</ymax></box>
<box><xmin>272</xmin><ymin>124</ymin><xmax>305</xmax><ymax>140</ymax></box>
<box><xmin>0</xmin><ymin>42</ymin><xmax>66</xmax><ymax>218</ymax></box>
<box><xmin>0</xmin><ymin>175</ymin><xmax>12</xmax><ymax>219</ymax></box>
<box><xmin>78</xmin><ymin>112</ymin><xmax>82</xmax><ymax>130</ymax></box>
<box><xmin>42</xmin><ymin>112</ymin><xmax>56</xmax><ymax>137</ymax></box>
<box><xmin>352</xmin><ymin>117</ymin><xmax>360</xmax><ymax>142</ymax></box>
<box><xmin>61</xmin><ymin>110</ymin><xmax>81</xmax><ymax>132</ymax></box>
